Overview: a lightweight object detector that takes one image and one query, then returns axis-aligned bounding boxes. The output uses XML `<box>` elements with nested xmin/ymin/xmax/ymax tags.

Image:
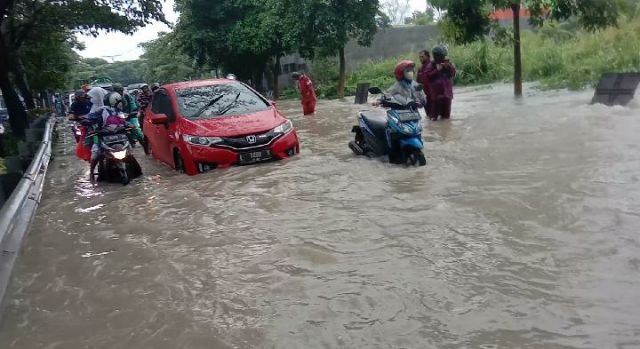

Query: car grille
<box><xmin>217</xmin><ymin>131</ymin><xmax>281</xmax><ymax>150</ymax></box>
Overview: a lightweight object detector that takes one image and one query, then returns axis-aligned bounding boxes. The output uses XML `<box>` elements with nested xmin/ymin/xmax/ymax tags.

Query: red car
<box><xmin>142</xmin><ymin>79</ymin><xmax>300</xmax><ymax>175</ymax></box>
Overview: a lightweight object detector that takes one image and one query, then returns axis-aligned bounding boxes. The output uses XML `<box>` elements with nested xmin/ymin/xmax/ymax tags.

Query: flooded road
<box><xmin>1</xmin><ymin>84</ymin><xmax>639</xmax><ymax>348</ymax></box>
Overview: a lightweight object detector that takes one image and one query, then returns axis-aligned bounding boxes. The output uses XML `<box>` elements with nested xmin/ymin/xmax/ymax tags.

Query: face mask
<box><xmin>404</xmin><ymin>71</ymin><xmax>414</xmax><ymax>81</ymax></box>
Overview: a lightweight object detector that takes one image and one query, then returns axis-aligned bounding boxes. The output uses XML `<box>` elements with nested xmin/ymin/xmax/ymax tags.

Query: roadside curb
<box><xmin>0</xmin><ymin>115</ymin><xmax>56</xmax><ymax>315</ymax></box>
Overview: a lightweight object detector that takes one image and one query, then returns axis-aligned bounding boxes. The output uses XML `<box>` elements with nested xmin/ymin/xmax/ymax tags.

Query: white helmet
<box><xmin>108</xmin><ymin>92</ymin><xmax>124</xmax><ymax>110</ymax></box>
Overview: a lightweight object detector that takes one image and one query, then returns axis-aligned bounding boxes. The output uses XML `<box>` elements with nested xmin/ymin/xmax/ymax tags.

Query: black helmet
<box><xmin>74</xmin><ymin>90</ymin><xmax>87</xmax><ymax>99</ymax></box>
<box><xmin>432</xmin><ymin>46</ymin><xmax>448</xmax><ymax>59</ymax></box>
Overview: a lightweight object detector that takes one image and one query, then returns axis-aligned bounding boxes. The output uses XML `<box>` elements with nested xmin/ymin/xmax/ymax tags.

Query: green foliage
<box><xmin>409</xmin><ymin>9</ymin><xmax>436</xmax><ymax>25</ymax></box>
<box><xmin>21</xmin><ymin>31</ymin><xmax>77</xmax><ymax>92</ymax></box>
<box><xmin>66</xmin><ymin>57</ymin><xmax>147</xmax><ymax>89</ymax></box>
<box><xmin>0</xmin><ymin>132</ymin><xmax>21</xmax><ymax>158</ymax></box>
<box><xmin>139</xmin><ymin>32</ymin><xmax>204</xmax><ymax>84</ymax></box>
<box><xmin>310</xmin><ymin>58</ymin><xmax>341</xmax><ymax>98</ymax></box>
<box><xmin>434</xmin><ymin>0</ymin><xmax>492</xmax><ymax>44</ymax></box>
<box><xmin>338</xmin><ymin>17</ymin><xmax>640</xmax><ymax>93</ymax></box>
<box><xmin>431</xmin><ymin>0</ymin><xmax>628</xmax><ymax>45</ymax></box>
<box><xmin>0</xmin><ymin>0</ymin><xmax>167</xmax><ymax>138</ymax></box>
<box><xmin>311</xmin><ymin>0</ymin><xmax>380</xmax><ymax>57</ymax></box>
<box><xmin>173</xmin><ymin>0</ymin><xmax>381</xmax><ymax>96</ymax></box>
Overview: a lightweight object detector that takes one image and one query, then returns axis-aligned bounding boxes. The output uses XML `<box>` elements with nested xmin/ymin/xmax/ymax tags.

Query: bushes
<box><xmin>310</xmin><ymin>18</ymin><xmax>640</xmax><ymax>98</ymax></box>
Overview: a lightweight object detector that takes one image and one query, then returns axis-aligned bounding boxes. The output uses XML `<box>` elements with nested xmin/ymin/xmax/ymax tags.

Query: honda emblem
<box><xmin>246</xmin><ymin>135</ymin><xmax>257</xmax><ymax>144</ymax></box>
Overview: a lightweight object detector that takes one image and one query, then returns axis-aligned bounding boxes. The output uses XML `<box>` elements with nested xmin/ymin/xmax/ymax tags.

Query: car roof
<box><xmin>162</xmin><ymin>79</ymin><xmax>236</xmax><ymax>91</ymax></box>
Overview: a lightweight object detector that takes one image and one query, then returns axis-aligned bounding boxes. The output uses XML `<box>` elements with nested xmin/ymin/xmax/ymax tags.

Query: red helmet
<box><xmin>394</xmin><ymin>60</ymin><xmax>415</xmax><ymax>81</ymax></box>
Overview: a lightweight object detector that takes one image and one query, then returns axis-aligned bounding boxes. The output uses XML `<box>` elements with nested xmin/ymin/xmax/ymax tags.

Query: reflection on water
<box><xmin>1</xmin><ymin>84</ymin><xmax>639</xmax><ymax>349</ymax></box>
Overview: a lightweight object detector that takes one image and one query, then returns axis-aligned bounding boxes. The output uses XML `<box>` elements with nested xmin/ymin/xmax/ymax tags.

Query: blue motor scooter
<box><xmin>349</xmin><ymin>86</ymin><xmax>426</xmax><ymax>166</ymax></box>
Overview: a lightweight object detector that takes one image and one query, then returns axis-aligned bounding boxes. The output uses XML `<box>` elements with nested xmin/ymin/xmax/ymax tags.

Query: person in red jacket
<box><xmin>292</xmin><ymin>72</ymin><xmax>317</xmax><ymax>115</ymax></box>
<box><xmin>426</xmin><ymin>46</ymin><xmax>456</xmax><ymax>121</ymax></box>
<box><xmin>417</xmin><ymin>50</ymin><xmax>435</xmax><ymax>119</ymax></box>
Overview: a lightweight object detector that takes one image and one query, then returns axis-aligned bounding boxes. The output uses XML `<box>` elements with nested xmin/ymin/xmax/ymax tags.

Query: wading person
<box><xmin>417</xmin><ymin>50</ymin><xmax>434</xmax><ymax>119</ymax></box>
<box><xmin>292</xmin><ymin>72</ymin><xmax>317</xmax><ymax>115</ymax></box>
<box><xmin>426</xmin><ymin>46</ymin><xmax>456</xmax><ymax>121</ymax></box>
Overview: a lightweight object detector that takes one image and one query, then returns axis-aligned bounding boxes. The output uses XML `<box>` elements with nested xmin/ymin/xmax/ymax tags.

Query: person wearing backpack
<box><xmin>112</xmin><ymin>83</ymin><xmax>146</xmax><ymax>153</ymax></box>
<box><xmin>85</xmin><ymin>105</ymin><xmax>128</xmax><ymax>179</ymax></box>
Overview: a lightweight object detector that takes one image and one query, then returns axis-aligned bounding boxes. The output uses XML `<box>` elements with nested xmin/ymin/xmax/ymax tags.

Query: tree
<box><xmin>140</xmin><ymin>32</ymin><xmax>202</xmax><ymax>84</ymax></box>
<box><xmin>406</xmin><ymin>8</ymin><xmax>435</xmax><ymax>25</ymax></box>
<box><xmin>311</xmin><ymin>0</ymin><xmax>381</xmax><ymax>98</ymax></box>
<box><xmin>381</xmin><ymin>0</ymin><xmax>412</xmax><ymax>25</ymax></box>
<box><xmin>175</xmin><ymin>0</ymin><xmax>312</xmax><ymax>96</ymax></box>
<box><xmin>174</xmin><ymin>0</ymin><xmax>247</xmax><ymax>79</ymax></box>
<box><xmin>0</xmin><ymin>0</ymin><xmax>166</xmax><ymax>138</ymax></box>
<box><xmin>22</xmin><ymin>30</ymin><xmax>77</xmax><ymax>100</ymax></box>
<box><xmin>431</xmin><ymin>0</ymin><xmax>625</xmax><ymax>96</ymax></box>
<box><xmin>229</xmin><ymin>0</ymin><xmax>309</xmax><ymax>98</ymax></box>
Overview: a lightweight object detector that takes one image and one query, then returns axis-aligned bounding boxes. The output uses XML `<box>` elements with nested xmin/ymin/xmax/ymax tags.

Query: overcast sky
<box><xmin>77</xmin><ymin>0</ymin><xmax>427</xmax><ymax>62</ymax></box>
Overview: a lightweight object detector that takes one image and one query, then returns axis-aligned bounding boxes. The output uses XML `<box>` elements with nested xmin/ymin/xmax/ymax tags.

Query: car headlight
<box><xmin>112</xmin><ymin>150</ymin><xmax>127</xmax><ymax>160</ymax></box>
<box><xmin>273</xmin><ymin>120</ymin><xmax>293</xmax><ymax>134</ymax></box>
<box><xmin>184</xmin><ymin>135</ymin><xmax>223</xmax><ymax>146</ymax></box>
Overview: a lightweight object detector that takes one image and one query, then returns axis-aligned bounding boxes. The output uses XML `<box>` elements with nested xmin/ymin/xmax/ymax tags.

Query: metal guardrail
<box><xmin>0</xmin><ymin>116</ymin><xmax>56</xmax><ymax>312</ymax></box>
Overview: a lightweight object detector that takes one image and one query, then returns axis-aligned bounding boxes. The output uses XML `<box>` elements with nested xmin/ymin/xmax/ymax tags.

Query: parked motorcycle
<box><xmin>349</xmin><ymin>86</ymin><xmax>426</xmax><ymax>166</ymax></box>
<box><xmin>90</xmin><ymin>124</ymin><xmax>142</xmax><ymax>185</ymax></box>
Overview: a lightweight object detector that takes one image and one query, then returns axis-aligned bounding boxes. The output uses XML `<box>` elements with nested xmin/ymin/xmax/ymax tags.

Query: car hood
<box><xmin>181</xmin><ymin>107</ymin><xmax>286</xmax><ymax>137</ymax></box>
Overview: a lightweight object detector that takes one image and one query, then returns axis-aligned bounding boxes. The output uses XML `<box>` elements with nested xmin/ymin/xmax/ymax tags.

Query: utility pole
<box><xmin>512</xmin><ymin>0</ymin><xmax>523</xmax><ymax>97</ymax></box>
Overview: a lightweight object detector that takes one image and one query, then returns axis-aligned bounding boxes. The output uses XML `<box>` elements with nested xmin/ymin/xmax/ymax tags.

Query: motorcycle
<box><xmin>349</xmin><ymin>86</ymin><xmax>426</xmax><ymax>166</ymax></box>
<box><xmin>89</xmin><ymin>124</ymin><xmax>142</xmax><ymax>185</ymax></box>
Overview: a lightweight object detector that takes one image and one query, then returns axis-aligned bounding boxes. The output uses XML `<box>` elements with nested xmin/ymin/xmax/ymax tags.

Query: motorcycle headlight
<box><xmin>184</xmin><ymin>135</ymin><xmax>223</xmax><ymax>146</ymax></box>
<box><xmin>401</xmin><ymin>124</ymin><xmax>413</xmax><ymax>134</ymax></box>
<box><xmin>113</xmin><ymin>150</ymin><xmax>127</xmax><ymax>160</ymax></box>
<box><xmin>273</xmin><ymin>120</ymin><xmax>293</xmax><ymax>134</ymax></box>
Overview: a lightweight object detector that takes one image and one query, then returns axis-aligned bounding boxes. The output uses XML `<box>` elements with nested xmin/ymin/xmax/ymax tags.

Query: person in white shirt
<box><xmin>83</xmin><ymin>85</ymin><xmax>109</xmax><ymax>113</ymax></box>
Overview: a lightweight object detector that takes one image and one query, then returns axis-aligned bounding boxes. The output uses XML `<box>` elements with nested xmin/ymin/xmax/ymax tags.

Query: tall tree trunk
<box><xmin>512</xmin><ymin>1</ymin><xmax>523</xmax><ymax>97</ymax></box>
<box><xmin>338</xmin><ymin>46</ymin><xmax>346</xmax><ymax>98</ymax></box>
<box><xmin>272</xmin><ymin>55</ymin><xmax>281</xmax><ymax>100</ymax></box>
<box><xmin>11</xmin><ymin>56</ymin><xmax>35</xmax><ymax>109</ymax></box>
<box><xmin>0</xmin><ymin>53</ymin><xmax>29</xmax><ymax>139</ymax></box>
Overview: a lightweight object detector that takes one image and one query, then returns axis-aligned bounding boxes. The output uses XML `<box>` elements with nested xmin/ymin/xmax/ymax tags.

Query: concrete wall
<box><xmin>343</xmin><ymin>25</ymin><xmax>439</xmax><ymax>70</ymax></box>
<box><xmin>276</xmin><ymin>25</ymin><xmax>440</xmax><ymax>89</ymax></box>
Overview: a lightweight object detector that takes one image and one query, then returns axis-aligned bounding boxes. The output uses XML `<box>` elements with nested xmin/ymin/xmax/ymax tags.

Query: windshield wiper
<box><xmin>216</xmin><ymin>92</ymin><xmax>241</xmax><ymax>116</ymax></box>
<box><xmin>188</xmin><ymin>94</ymin><xmax>224</xmax><ymax>119</ymax></box>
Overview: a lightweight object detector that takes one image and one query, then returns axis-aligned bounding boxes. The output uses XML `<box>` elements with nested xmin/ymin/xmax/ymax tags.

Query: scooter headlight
<box><xmin>401</xmin><ymin>123</ymin><xmax>413</xmax><ymax>134</ymax></box>
<box><xmin>273</xmin><ymin>120</ymin><xmax>293</xmax><ymax>134</ymax></box>
<box><xmin>184</xmin><ymin>135</ymin><xmax>223</xmax><ymax>146</ymax></box>
<box><xmin>113</xmin><ymin>150</ymin><xmax>127</xmax><ymax>160</ymax></box>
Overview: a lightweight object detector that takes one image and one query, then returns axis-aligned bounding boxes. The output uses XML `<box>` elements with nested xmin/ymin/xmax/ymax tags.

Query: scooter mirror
<box><xmin>368</xmin><ymin>87</ymin><xmax>383</xmax><ymax>94</ymax></box>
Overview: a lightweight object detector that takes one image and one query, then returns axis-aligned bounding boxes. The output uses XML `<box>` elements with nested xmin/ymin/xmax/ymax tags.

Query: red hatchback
<box><xmin>143</xmin><ymin>79</ymin><xmax>300</xmax><ymax>175</ymax></box>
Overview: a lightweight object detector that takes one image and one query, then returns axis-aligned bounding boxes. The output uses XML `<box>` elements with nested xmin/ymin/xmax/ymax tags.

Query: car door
<box><xmin>147</xmin><ymin>89</ymin><xmax>176</xmax><ymax>165</ymax></box>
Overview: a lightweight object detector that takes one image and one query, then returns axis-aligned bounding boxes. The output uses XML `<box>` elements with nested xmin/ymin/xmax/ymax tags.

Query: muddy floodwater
<box><xmin>1</xmin><ymin>84</ymin><xmax>639</xmax><ymax>349</ymax></box>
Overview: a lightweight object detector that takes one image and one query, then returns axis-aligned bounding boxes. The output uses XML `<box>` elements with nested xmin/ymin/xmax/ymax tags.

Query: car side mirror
<box><xmin>151</xmin><ymin>113</ymin><xmax>168</xmax><ymax>124</ymax></box>
<box><xmin>368</xmin><ymin>87</ymin><xmax>383</xmax><ymax>94</ymax></box>
<box><xmin>415</xmin><ymin>83</ymin><xmax>424</xmax><ymax>91</ymax></box>
<box><xmin>268</xmin><ymin>100</ymin><xmax>277</xmax><ymax>107</ymax></box>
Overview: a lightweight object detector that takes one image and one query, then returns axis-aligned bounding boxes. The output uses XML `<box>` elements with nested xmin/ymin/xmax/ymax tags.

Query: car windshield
<box><xmin>176</xmin><ymin>82</ymin><xmax>270</xmax><ymax>119</ymax></box>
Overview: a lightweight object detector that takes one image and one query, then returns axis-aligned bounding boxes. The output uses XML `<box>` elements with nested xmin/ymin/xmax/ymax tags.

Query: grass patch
<box><xmin>311</xmin><ymin>17</ymin><xmax>640</xmax><ymax>98</ymax></box>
